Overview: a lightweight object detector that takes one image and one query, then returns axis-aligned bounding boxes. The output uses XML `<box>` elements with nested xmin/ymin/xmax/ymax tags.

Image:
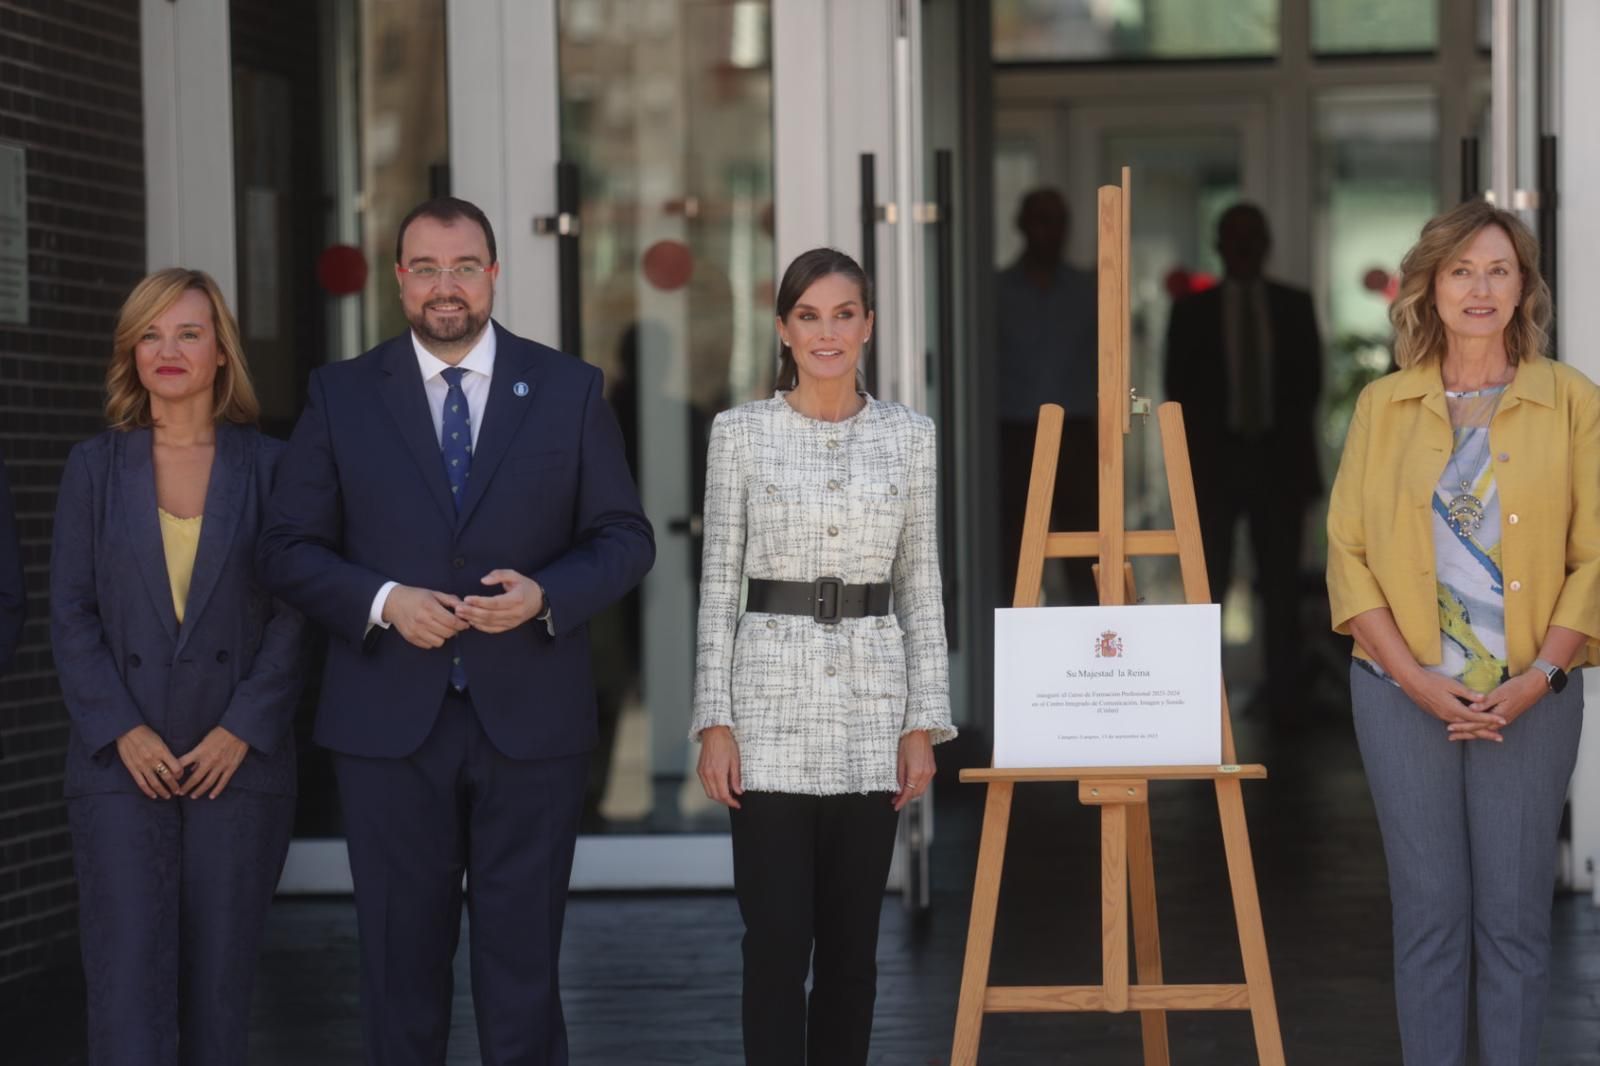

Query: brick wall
<box><xmin>0</xmin><ymin>0</ymin><xmax>144</xmax><ymax>988</ymax></box>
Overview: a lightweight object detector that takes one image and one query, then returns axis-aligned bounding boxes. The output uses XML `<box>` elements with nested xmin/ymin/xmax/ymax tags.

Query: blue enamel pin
<box><xmin>513</xmin><ymin>381</ymin><xmax>529</xmax><ymax>397</ymax></box>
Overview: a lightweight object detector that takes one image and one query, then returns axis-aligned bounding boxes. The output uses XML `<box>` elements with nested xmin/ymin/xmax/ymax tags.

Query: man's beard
<box><xmin>409</xmin><ymin>299</ymin><xmax>490</xmax><ymax>347</ymax></box>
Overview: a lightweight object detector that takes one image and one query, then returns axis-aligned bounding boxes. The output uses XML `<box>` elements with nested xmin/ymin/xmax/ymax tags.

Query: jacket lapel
<box><xmin>378</xmin><ymin>336</ymin><xmax>457</xmax><ymax>525</ymax></box>
<box><xmin>118</xmin><ymin>429</ymin><xmax>179</xmax><ymax>642</ymax></box>
<box><xmin>174</xmin><ymin>423</ymin><xmax>250</xmax><ymax>649</ymax></box>
<box><xmin>456</xmin><ymin>325</ymin><xmax>543</xmax><ymax>530</ymax></box>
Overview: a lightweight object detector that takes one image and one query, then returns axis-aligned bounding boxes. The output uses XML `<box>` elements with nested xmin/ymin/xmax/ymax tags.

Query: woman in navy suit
<box><xmin>51</xmin><ymin>268</ymin><xmax>304</xmax><ymax>1066</ymax></box>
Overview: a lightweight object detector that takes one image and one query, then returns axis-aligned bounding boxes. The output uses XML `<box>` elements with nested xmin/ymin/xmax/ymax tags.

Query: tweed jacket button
<box><xmin>828</xmin><ymin>480</ymin><xmax>840</xmax><ymax>491</ymax></box>
<box><xmin>1509</xmin><ymin>580</ymin><xmax>1522</xmax><ymax>591</ymax></box>
<box><xmin>826</xmin><ymin>438</ymin><xmax>838</xmax><ymax>450</ymax></box>
<box><xmin>890</xmin><ymin>485</ymin><xmax>899</xmax><ymax>495</ymax></box>
<box><xmin>128</xmin><ymin>654</ymin><xmax>142</xmax><ymax>668</ymax></box>
<box><xmin>825</xmin><ymin>666</ymin><xmax>836</xmax><ymax>677</ymax></box>
<box><xmin>766</xmin><ymin>619</ymin><xmax>777</xmax><ymax>630</ymax></box>
<box><xmin>766</xmin><ymin>484</ymin><xmax>776</xmax><ymax>494</ymax></box>
<box><xmin>876</xmin><ymin>618</ymin><xmax>888</xmax><ymax>628</ymax></box>
<box><xmin>827</xmin><ymin>525</ymin><xmax>838</xmax><ymax>536</ymax></box>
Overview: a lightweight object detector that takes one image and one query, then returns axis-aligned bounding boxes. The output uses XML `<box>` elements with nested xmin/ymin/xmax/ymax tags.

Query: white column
<box><xmin>1558</xmin><ymin>0</ymin><xmax>1600</xmax><ymax>900</ymax></box>
<box><xmin>141</xmin><ymin>0</ymin><xmax>237</xmax><ymax>306</ymax></box>
<box><xmin>446</xmin><ymin>0</ymin><xmax>561</xmax><ymax>346</ymax></box>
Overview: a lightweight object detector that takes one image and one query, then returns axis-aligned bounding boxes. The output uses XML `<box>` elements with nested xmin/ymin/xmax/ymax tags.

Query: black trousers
<box><xmin>729</xmin><ymin>791</ymin><xmax>901</xmax><ymax>1066</ymax></box>
<box><xmin>1197</xmin><ymin>436</ymin><xmax>1308</xmax><ymax>714</ymax></box>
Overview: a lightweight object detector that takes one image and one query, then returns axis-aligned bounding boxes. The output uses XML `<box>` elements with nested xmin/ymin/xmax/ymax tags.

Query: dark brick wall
<box><xmin>0</xmin><ymin>0</ymin><xmax>144</xmax><ymax>988</ymax></box>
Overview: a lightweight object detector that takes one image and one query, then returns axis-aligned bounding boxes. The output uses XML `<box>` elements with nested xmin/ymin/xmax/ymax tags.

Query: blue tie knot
<box><xmin>441</xmin><ymin>366</ymin><xmax>467</xmax><ymax>388</ymax></box>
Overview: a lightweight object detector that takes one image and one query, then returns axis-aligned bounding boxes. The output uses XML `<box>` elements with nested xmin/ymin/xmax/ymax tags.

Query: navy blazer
<box><xmin>50</xmin><ymin>424</ymin><xmax>306</xmax><ymax>798</ymax></box>
<box><xmin>258</xmin><ymin>324</ymin><xmax>655</xmax><ymax>761</ymax></box>
<box><xmin>0</xmin><ymin>454</ymin><xmax>24</xmax><ymax>675</ymax></box>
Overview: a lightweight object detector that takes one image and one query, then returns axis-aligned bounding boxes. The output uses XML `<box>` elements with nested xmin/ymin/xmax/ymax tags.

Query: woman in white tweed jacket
<box><xmin>692</xmin><ymin>249</ymin><xmax>955</xmax><ymax>1065</ymax></box>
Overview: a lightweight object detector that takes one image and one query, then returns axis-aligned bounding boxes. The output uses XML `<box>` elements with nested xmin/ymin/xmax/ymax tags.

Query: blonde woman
<box><xmin>1327</xmin><ymin>201</ymin><xmax>1600</xmax><ymax>1066</ymax></box>
<box><xmin>51</xmin><ymin>269</ymin><xmax>304</xmax><ymax>1066</ymax></box>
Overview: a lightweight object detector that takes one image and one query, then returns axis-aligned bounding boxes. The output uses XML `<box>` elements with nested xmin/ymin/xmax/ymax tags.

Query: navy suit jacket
<box><xmin>0</xmin><ymin>454</ymin><xmax>24</xmax><ymax>675</ymax></box>
<box><xmin>50</xmin><ymin>424</ymin><xmax>306</xmax><ymax>798</ymax></box>
<box><xmin>257</xmin><ymin>324</ymin><xmax>655</xmax><ymax>761</ymax></box>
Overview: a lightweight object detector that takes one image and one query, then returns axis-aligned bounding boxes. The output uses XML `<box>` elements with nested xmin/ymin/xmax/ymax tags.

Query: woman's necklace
<box><xmin>1441</xmin><ymin>387</ymin><xmax>1505</xmax><ymax>536</ymax></box>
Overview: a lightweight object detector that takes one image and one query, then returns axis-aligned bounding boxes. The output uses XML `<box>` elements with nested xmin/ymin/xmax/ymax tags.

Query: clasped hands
<box><xmin>1403</xmin><ymin>666</ymin><xmax>1549</xmax><ymax>743</ymax></box>
<box><xmin>383</xmin><ymin>569</ymin><xmax>545</xmax><ymax>650</ymax></box>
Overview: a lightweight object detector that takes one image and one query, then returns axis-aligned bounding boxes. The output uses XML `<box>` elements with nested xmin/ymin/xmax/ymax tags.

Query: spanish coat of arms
<box><xmin>1094</xmin><ymin>629</ymin><xmax>1124</xmax><ymax>658</ymax></box>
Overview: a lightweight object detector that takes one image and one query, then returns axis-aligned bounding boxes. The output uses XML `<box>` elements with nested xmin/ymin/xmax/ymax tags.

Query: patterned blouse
<box><xmin>690</xmin><ymin>394</ymin><xmax>956</xmax><ymax>795</ymax></box>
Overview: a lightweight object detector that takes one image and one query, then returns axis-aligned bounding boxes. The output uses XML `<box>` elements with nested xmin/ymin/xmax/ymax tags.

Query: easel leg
<box><xmin>1101</xmin><ymin>803</ymin><xmax>1129</xmax><ymax>1013</ymax></box>
<box><xmin>951</xmin><ymin>781</ymin><xmax>1014</xmax><ymax>1066</ymax></box>
<box><xmin>1216</xmin><ymin>779</ymin><xmax>1286</xmax><ymax>1066</ymax></box>
<box><xmin>1128</xmin><ymin>802</ymin><xmax>1171</xmax><ymax>1065</ymax></box>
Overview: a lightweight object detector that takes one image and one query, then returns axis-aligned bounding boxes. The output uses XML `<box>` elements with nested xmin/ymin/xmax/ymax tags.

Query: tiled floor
<box><xmin>11</xmin><ymin>711</ymin><xmax>1600</xmax><ymax>1064</ymax></box>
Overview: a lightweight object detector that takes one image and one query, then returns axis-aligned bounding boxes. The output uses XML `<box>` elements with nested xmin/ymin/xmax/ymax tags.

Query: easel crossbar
<box><xmin>1046</xmin><ymin>530</ymin><xmax>1178</xmax><ymax>558</ymax></box>
<box><xmin>985</xmin><ymin>984</ymin><xmax>1253</xmax><ymax>1013</ymax></box>
<box><xmin>960</xmin><ymin>764</ymin><xmax>1266</xmax><ymax>784</ymax></box>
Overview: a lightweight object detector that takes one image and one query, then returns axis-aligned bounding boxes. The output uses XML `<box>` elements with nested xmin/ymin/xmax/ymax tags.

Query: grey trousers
<box><xmin>1350</xmin><ymin>662</ymin><xmax>1583</xmax><ymax>1066</ymax></box>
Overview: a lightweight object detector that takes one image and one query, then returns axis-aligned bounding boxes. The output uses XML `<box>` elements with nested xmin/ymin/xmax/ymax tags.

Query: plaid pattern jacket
<box><xmin>691</xmin><ymin>395</ymin><xmax>955</xmax><ymax>795</ymax></box>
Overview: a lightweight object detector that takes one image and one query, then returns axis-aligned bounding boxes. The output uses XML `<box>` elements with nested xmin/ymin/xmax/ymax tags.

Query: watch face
<box><xmin>1549</xmin><ymin>668</ymin><xmax>1568</xmax><ymax>693</ymax></box>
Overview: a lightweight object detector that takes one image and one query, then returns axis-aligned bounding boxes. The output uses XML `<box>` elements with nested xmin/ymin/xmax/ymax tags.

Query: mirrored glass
<box><xmin>993</xmin><ymin>0</ymin><xmax>1277</xmax><ymax>63</ymax></box>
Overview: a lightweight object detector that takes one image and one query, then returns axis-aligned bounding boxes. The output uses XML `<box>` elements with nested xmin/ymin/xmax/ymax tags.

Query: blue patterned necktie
<box><xmin>440</xmin><ymin>366</ymin><xmax>471</xmax><ymax>690</ymax></box>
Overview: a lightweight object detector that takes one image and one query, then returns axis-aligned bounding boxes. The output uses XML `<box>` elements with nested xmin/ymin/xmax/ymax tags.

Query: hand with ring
<box><xmin>114</xmin><ymin>724</ymin><xmax>188</xmax><ymax>799</ymax></box>
<box><xmin>894</xmin><ymin>729</ymin><xmax>936</xmax><ymax>812</ymax></box>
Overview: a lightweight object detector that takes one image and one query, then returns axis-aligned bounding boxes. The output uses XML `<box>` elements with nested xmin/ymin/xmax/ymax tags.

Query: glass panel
<box><xmin>559</xmin><ymin>0</ymin><xmax>775</xmax><ymax>833</ymax></box>
<box><xmin>993</xmin><ymin>0</ymin><xmax>1277</xmax><ymax>63</ymax></box>
<box><xmin>1312</xmin><ymin>0</ymin><xmax>1437</xmax><ymax>55</ymax></box>
<box><xmin>1312</xmin><ymin>89</ymin><xmax>1438</xmax><ymax>463</ymax></box>
<box><xmin>230</xmin><ymin>0</ymin><xmax>448</xmax><ymax>837</ymax></box>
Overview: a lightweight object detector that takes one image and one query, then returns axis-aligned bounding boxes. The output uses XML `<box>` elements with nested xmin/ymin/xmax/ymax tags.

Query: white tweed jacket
<box><xmin>690</xmin><ymin>394</ymin><xmax>956</xmax><ymax>795</ymax></box>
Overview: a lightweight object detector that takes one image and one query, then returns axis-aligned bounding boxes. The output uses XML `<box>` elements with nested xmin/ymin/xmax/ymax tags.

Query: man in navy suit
<box><xmin>259</xmin><ymin>197</ymin><xmax>655</xmax><ymax>1065</ymax></box>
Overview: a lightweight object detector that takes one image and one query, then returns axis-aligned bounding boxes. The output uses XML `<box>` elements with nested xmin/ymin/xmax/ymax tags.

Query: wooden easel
<box><xmin>949</xmin><ymin>172</ymin><xmax>1286</xmax><ymax>1065</ymax></box>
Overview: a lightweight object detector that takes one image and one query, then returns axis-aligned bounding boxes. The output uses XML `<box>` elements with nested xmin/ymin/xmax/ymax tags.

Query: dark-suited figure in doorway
<box><xmin>259</xmin><ymin>197</ymin><xmax>655</xmax><ymax>1066</ymax></box>
<box><xmin>1164</xmin><ymin>203</ymin><xmax>1323</xmax><ymax>718</ymax></box>
<box><xmin>995</xmin><ymin>188</ymin><xmax>1099</xmax><ymax>605</ymax></box>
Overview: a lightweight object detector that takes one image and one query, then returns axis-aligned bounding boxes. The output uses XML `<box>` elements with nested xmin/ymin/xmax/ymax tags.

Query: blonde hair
<box><xmin>106</xmin><ymin>268</ymin><xmax>260</xmax><ymax>429</ymax></box>
<box><xmin>1389</xmin><ymin>199</ymin><xmax>1551</xmax><ymax>370</ymax></box>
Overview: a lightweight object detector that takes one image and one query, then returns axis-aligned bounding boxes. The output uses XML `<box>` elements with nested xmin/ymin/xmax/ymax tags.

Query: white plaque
<box><xmin>0</xmin><ymin>143</ymin><xmax>26</xmax><ymax>325</ymax></box>
<box><xmin>994</xmin><ymin>604</ymin><xmax>1222</xmax><ymax>768</ymax></box>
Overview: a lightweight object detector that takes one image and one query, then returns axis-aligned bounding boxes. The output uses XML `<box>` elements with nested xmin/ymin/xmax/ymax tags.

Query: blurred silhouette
<box><xmin>1164</xmin><ymin>203</ymin><xmax>1323</xmax><ymax>718</ymax></box>
<box><xmin>995</xmin><ymin>189</ymin><xmax>1099</xmax><ymax>605</ymax></box>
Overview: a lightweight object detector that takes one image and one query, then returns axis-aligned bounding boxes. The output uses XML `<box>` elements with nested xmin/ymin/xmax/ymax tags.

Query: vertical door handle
<box><xmin>533</xmin><ymin>160</ymin><xmax>583</xmax><ymax>356</ymax></box>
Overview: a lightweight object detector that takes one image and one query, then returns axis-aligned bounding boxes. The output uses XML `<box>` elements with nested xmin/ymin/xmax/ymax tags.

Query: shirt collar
<box><xmin>411</xmin><ymin>321</ymin><xmax>497</xmax><ymax>383</ymax></box>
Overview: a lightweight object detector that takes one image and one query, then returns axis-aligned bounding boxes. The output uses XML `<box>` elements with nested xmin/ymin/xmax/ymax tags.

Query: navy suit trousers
<box><xmin>68</xmin><ymin>789</ymin><xmax>294</xmax><ymax>1066</ymax></box>
<box><xmin>335</xmin><ymin>690</ymin><xmax>588</xmax><ymax>1066</ymax></box>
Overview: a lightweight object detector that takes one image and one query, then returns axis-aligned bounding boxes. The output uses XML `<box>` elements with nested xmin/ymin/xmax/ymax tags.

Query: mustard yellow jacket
<box><xmin>1327</xmin><ymin>354</ymin><xmax>1600</xmax><ymax>673</ymax></box>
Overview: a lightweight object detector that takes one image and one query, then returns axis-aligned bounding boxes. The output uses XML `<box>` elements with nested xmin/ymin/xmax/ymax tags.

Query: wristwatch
<box><xmin>1531</xmin><ymin>657</ymin><xmax>1568</xmax><ymax>693</ymax></box>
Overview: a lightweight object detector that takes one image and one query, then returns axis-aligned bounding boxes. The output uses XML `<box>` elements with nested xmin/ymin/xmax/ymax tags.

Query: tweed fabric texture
<box><xmin>691</xmin><ymin>395</ymin><xmax>955</xmax><ymax>795</ymax></box>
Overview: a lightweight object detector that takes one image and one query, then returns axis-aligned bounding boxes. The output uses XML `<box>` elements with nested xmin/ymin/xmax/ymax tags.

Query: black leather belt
<box><xmin>747</xmin><ymin>577</ymin><xmax>891</xmax><ymax>624</ymax></box>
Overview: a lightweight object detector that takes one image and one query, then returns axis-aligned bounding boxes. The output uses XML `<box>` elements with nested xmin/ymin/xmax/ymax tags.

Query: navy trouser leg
<box><xmin>463</xmin><ymin>731</ymin><xmax>587</xmax><ymax>1066</ymax></box>
<box><xmin>336</xmin><ymin>696</ymin><xmax>472</xmax><ymax>1066</ymax></box>
<box><xmin>69</xmin><ymin>789</ymin><xmax>293</xmax><ymax>1066</ymax></box>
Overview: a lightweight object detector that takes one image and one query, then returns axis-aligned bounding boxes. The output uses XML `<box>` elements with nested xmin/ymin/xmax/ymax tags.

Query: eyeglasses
<box><xmin>398</xmin><ymin>264</ymin><xmax>494</xmax><ymax>283</ymax></box>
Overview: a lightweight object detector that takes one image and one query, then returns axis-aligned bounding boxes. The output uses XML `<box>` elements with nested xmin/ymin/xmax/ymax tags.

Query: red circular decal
<box><xmin>642</xmin><ymin>241</ymin><xmax>695</xmax><ymax>291</ymax></box>
<box><xmin>316</xmin><ymin>244</ymin><xmax>369</xmax><ymax>296</ymax></box>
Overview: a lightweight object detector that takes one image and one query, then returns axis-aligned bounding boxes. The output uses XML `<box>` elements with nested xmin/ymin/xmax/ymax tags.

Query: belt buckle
<box><xmin>813</xmin><ymin>576</ymin><xmax>844</xmax><ymax>624</ymax></box>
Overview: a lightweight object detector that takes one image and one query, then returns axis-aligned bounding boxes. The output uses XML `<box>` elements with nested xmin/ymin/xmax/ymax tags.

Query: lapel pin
<box><xmin>513</xmin><ymin>381</ymin><xmax>530</xmax><ymax>397</ymax></box>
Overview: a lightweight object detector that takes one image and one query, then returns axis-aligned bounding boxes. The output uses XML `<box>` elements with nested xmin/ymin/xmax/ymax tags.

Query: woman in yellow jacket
<box><xmin>1328</xmin><ymin>199</ymin><xmax>1600</xmax><ymax>1066</ymax></box>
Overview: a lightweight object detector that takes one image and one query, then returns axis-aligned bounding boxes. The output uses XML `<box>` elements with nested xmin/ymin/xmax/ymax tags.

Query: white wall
<box><xmin>1557</xmin><ymin>0</ymin><xmax>1600</xmax><ymax>899</ymax></box>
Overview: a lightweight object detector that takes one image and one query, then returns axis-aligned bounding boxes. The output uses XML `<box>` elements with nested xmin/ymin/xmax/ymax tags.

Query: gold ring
<box><xmin>154</xmin><ymin>763</ymin><xmax>170</xmax><ymax>777</ymax></box>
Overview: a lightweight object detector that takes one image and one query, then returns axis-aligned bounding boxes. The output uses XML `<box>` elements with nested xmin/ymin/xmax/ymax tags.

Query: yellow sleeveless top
<box><xmin>157</xmin><ymin>509</ymin><xmax>202</xmax><ymax>624</ymax></box>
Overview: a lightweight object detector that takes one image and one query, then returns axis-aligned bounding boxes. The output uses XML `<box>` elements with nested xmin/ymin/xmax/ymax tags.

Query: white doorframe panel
<box><xmin>141</xmin><ymin>0</ymin><xmax>238</xmax><ymax>304</ymax></box>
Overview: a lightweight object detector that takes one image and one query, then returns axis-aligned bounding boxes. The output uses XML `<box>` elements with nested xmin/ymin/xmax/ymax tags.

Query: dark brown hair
<box><xmin>394</xmin><ymin>196</ymin><xmax>498</xmax><ymax>265</ymax></box>
<box><xmin>774</xmin><ymin>248</ymin><xmax>872</xmax><ymax>391</ymax></box>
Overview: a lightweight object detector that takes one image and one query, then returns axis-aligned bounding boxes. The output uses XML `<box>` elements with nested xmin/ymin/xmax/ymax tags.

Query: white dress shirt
<box><xmin>368</xmin><ymin>327</ymin><xmax>497</xmax><ymax>629</ymax></box>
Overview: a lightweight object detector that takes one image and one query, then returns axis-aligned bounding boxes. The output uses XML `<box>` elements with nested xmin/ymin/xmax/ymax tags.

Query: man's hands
<box><xmin>383</xmin><ymin>570</ymin><xmax>546</xmax><ymax>650</ymax></box>
<box><xmin>456</xmin><ymin>570</ymin><xmax>546</xmax><ymax>633</ymax></box>
<box><xmin>383</xmin><ymin>586</ymin><xmax>469</xmax><ymax>649</ymax></box>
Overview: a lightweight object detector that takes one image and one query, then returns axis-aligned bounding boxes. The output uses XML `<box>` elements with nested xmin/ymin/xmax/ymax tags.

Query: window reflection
<box><xmin>993</xmin><ymin>0</ymin><xmax>1278</xmax><ymax>63</ymax></box>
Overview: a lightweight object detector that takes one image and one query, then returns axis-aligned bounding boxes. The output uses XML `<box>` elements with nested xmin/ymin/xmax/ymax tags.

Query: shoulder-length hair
<box><xmin>1389</xmin><ymin>199</ymin><xmax>1551</xmax><ymax>369</ymax></box>
<box><xmin>774</xmin><ymin>248</ymin><xmax>873</xmax><ymax>391</ymax></box>
<box><xmin>106</xmin><ymin>268</ymin><xmax>261</xmax><ymax>429</ymax></box>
